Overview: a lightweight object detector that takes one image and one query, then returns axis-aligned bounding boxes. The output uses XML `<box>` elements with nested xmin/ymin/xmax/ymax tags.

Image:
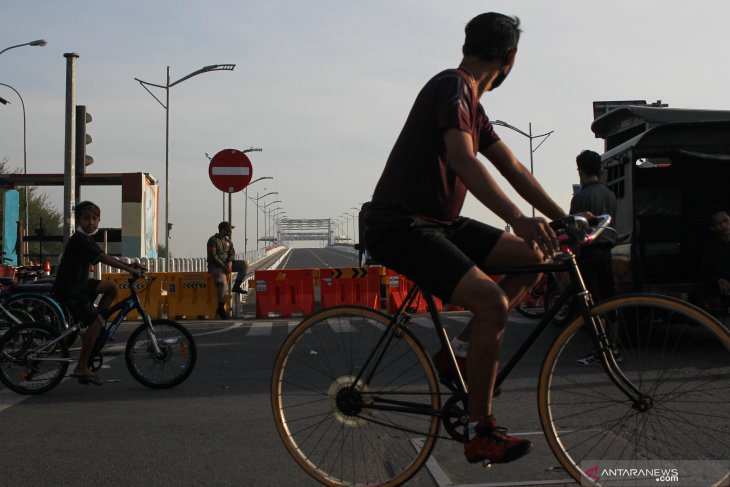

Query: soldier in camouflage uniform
<box><xmin>207</xmin><ymin>221</ymin><xmax>248</xmax><ymax>319</ymax></box>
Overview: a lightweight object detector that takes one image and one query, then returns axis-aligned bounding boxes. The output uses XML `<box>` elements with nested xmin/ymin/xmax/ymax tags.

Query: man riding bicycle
<box><xmin>363</xmin><ymin>12</ymin><xmax>567</xmax><ymax>465</ymax></box>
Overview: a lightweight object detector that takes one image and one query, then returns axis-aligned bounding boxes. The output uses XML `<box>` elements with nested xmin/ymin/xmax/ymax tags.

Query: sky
<box><xmin>1</xmin><ymin>0</ymin><xmax>728</xmax><ymax>257</ymax></box>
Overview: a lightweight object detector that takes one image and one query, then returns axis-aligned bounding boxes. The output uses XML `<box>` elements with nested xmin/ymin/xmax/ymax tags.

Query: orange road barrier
<box><xmin>167</xmin><ymin>272</ymin><xmax>218</xmax><ymax>319</ymax></box>
<box><xmin>255</xmin><ymin>269</ymin><xmax>317</xmax><ymax>318</ymax></box>
<box><xmin>385</xmin><ymin>269</ymin><xmax>442</xmax><ymax>314</ymax></box>
<box><xmin>320</xmin><ymin>266</ymin><xmax>384</xmax><ymax>309</ymax></box>
<box><xmin>101</xmin><ymin>272</ymin><xmax>166</xmax><ymax>320</ymax></box>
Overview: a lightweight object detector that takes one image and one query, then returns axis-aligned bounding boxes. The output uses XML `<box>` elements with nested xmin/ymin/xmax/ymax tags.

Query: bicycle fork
<box><xmin>567</xmin><ymin>254</ymin><xmax>647</xmax><ymax>408</ymax></box>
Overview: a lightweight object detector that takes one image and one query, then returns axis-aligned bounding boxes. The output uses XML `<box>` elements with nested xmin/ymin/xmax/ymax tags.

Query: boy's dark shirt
<box><xmin>53</xmin><ymin>232</ymin><xmax>104</xmax><ymax>299</ymax></box>
<box><xmin>370</xmin><ymin>68</ymin><xmax>500</xmax><ymax>223</ymax></box>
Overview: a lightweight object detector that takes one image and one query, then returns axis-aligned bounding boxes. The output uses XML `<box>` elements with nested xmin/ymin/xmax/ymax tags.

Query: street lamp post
<box><xmin>491</xmin><ymin>120</ymin><xmax>554</xmax><ymax>218</ymax></box>
<box><xmin>0</xmin><ymin>39</ymin><xmax>47</xmax><ymax>56</ymax></box>
<box><xmin>253</xmin><ymin>192</ymin><xmax>278</xmax><ymax>251</ymax></box>
<box><xmin>273</xmin><ymin>213</ymin><xmax>287</xmax><ymax>244</ymax></box>
<box><xmin>1</xmin><ymin>39</ymin><xmax>47</xmax><ymax>265</ymax></box>
<box><xmin>262</xmin><ymin>200</ymin><xmax>282</xmax><ymax>246</ymax></box>
<box><xmin>0</xmin><ymin>83</ymin><xmax>29</xmax><ymax>262</ymax></box>
<box><xmin>244</xmin><ymin>176</ymin><xmax>273</xmax><ymax>255</ymax></box>
<box><xmin>344</xmin><ymin>213</ymin><xmax>357</xmax><ymax>246</ymax></box>
<box><xmin>135</xmin><ymin>63</ymin><xmax>235</xmax><ymax>271</ymax></box>
<box><xmin>334</xmin><ymin>217</ymin><xmax>347</xmax><ymax>243</ymax></box>
<box><xmin>269</xmin><ymin>207</ymin><xmax>284</xmax><ymax>244</ymax></box>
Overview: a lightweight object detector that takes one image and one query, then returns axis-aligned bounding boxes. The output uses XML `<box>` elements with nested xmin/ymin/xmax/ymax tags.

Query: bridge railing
<box><xmin>96</xmin><ymin>245</ymin><xmax>284</xmax><ymax>276</ymax></box>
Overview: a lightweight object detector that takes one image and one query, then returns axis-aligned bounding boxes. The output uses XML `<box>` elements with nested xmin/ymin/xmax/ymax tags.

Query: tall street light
<box><xmin>1</xmin><ymin>39</ymin><xmax>47</xmax><ymax>264</ymax></box>
<box><xmin>491</xmin><ymin>120</ymin><xmax>553</xmax><ymax>218</ymax></box>
<box><xmin>261</xmin><ymin>200</ymin><xmax>282</xmax><ymax>248</ymax></box>
<box><xmin>0</xmin><ymin>83</ymin><xmax>29</xmax><ymax>260</ymax></box>
<box><xmin>135</xmin><ymin>63</ymin><xmax>235</xmax><ymax>271</ymax></box>
<box><xmin>253</xmin><ymin>192</ymin><xmax>278</xmax><ymax>251</ymax></box>
<box><xmin>269</xmin><ymin>207</ymin><xmax>284</xmax><ymax>243</ymax></box>
<box><xmin>0</xmin><ymin>39</ymin><xmax>47</xmax><ymax>56</ymax></box>
<box><xmin>344</xmin><ymin>213</ymin><xmax>357</xmax><ymax>246</ymax></box>
<box><xmin>244</xmin><ymin>176</ymin><xmax>273</xmax><ymax>255</ymax></box>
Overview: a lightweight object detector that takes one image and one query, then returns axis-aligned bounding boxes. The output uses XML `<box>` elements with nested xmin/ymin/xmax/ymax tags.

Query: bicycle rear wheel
<box><xmin>0</xmin><ymin>322</ymin><xmax>69</xmax><ymax>394</ymax></box>
<box><xmin>271</xmin><ymin>306</ymin><xmax>441</xmax><ymax>487</ymax></box>
<box><xmin>125</xmin><ymin>319</ymin><xmax>196</xmax><ymax>389</ymax></box>
<box><xmin>0</xmin><ymin>294</ymin><xmax>66</xmax><ymax>335</ymax></box>
<box><xmin>538</xmin><ymin>294</ymin><xmax>730</xmax><ymax>486</ymax></box>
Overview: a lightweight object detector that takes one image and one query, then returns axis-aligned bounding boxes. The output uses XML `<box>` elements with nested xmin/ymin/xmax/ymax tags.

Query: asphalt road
<box><xmin>0</xmin><ymin>247</ymin><xmax>579</xmax><ymax>487</ymax></box>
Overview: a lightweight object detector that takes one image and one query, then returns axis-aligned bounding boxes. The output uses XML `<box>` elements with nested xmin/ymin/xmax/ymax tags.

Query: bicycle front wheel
<box><xmin>0</xmin><ymin>322</ymin><xmax>69</xmax><ymax>394</ymax></box>
<box><xmin>271</xmin><ymin>306</ymin><xmax>441</xmax><ymax>487</ymax></box>
<box><xmin>125</xmin><ymin>319</ymin><xmax>197</xmax><ymax>389</ymax></box>
<box><xmin>538</xmin><ymin>294</ymin><xmax>730</xmax><ymax>486</ymax></box>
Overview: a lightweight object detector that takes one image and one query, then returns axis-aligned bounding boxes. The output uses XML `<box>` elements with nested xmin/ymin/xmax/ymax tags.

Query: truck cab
<box><xmin>592</xmin><ymin>102</ymin><xmax>730</xmax><ymax>311</ymax></box>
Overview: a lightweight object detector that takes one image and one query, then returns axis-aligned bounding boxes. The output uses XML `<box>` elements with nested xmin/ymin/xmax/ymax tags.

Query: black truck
<box><xmin>592</xmin><ymin>101</ymin><xmax>730</xmax><ymax>314</ymax></box>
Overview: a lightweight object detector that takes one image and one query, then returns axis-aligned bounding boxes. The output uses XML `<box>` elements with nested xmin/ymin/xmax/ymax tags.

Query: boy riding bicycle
<box><xmin>363</xmin><ymin>13</ymin><xmax>567</xmax><ymax>465</ymax></box>
<box><xmin>52</xmin><ymin>201</ymin><xmax>142</xmax><ymax>386</ymax></box>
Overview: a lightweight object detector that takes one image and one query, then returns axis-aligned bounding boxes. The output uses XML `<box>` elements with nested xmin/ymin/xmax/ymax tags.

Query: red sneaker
<box><xmin>431</xmin><ymin>348</ymin><xmax>466</xmax><ymax>389</ymax></box>
<box><xmin>464</xmin><ymin>416</ymin><xmax>532</xmax><ymax>464</ymax></box>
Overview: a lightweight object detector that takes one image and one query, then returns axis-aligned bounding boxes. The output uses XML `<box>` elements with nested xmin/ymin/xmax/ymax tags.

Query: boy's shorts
<box><xmin>364</xmin><ymin>216</ymin><xmax>503</xmax><ymax>302</ymax></box>
<box><xmin>61</xmin><ymin>279</ymin><xmax>101</xmax><ymax>327</ymax></box>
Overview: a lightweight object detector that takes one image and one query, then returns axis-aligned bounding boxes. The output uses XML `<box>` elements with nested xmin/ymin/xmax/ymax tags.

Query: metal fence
<box><xmin>97</xmin><ymin>246</ymin><xmax>282</xmax><ymax>277</ymax></box>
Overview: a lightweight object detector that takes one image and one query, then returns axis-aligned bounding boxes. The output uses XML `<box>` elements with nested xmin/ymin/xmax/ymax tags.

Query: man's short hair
<box><xmin>576</xmin><ymin>150</ymin><xmax>603</xmax><ymax>177</ymax></box>
<box><xmin>218</xmin><ymin>221</ymin><xmax>234</xmax><ymax>231</ymax></box>
<box><xmin>462</xmin><ymin>12</ymin><xmax>521</xmax><ymax>62</ymax></box>
<box><xmin>75</xmin><ymin>201</ymin><xmax>100</xmax><ymax>219</ymax></box>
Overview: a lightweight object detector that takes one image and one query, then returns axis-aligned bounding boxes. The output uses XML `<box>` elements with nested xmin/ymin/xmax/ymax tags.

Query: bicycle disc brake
<box><xmin>442</xmin><ymin>394</ymin><xmax>470</xmax><ymax>443</ymax></box>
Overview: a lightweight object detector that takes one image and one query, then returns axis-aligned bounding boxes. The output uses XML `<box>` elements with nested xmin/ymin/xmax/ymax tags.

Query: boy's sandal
<box><xmin>70</xmin><ymin>372</ymin><xmax>104</xmax><ymax>386</ymax></box>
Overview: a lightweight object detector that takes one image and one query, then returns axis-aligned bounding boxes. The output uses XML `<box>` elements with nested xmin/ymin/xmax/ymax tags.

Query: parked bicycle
<box><xmin>271</xmin><ymin>215</ymin><xmax>730</xmax><ymax>486</ymax></box>
<box><xmin>0</xmin><ymin>277</ymin><xmax>67</xmax><ymax>337</ymax></box>
<box><xmin>0</xmin><ymin>267</ymin><xmax>197</xmax><ymax>394</ymax></box>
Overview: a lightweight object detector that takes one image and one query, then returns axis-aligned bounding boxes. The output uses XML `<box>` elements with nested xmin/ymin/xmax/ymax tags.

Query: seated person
<box><xmin>702</xmin><ymin>208</ymin><xmax>730</xmax><ymax>313</ymax></box>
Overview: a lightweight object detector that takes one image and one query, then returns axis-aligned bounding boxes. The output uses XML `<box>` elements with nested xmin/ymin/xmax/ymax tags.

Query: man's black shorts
<box><xmin>363</xmin><ymin>215</ymin><xmax>503</xmax><ymax>302</ymax></box>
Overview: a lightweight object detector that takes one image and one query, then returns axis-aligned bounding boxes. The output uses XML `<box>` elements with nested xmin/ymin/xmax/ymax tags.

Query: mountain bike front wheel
<box><xmin>125</xmin><ymin>319</ymin><xmax>197</xmax><ymax>389</ymax></box>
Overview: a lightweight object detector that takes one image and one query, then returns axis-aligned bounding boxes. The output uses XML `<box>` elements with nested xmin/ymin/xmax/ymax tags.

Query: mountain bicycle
<box><xmin>0</xmin><ymin>268</ymin><xmax>197</xmax><ymax>394</ymax></box>
<box><xmin>271</xmin><ymin>215</ymin><xmax>730</xmax><ymax>487</ymax></box>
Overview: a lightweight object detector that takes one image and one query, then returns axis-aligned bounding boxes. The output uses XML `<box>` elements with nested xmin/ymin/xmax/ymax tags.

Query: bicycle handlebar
<box><xmin>550</xmin><ymin>214</ymin><xmax>612</xmax><ymax>251</ymax></box>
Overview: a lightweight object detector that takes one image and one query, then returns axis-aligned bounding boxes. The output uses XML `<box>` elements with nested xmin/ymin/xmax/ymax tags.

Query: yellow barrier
<box><xmin>167</xmin><ymin>272</ymin><xmax>218</xmax><ymax>319</ymax></box>
<box><xmin>101</xmin><ymin>273</ymin><xmax>166</xmax><ymax>320</ymax></box>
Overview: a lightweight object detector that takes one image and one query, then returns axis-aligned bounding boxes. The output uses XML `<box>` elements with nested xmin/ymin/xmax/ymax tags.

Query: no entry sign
<box><xmin>208</xmin><ymin>149</ymin><xmax>253</xmax><ymax>193</ymax></box>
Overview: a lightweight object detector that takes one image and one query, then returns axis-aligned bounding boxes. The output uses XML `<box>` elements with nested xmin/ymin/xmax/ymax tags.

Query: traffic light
<box><xmin>75</xmin><ymin>105</ymin><xmax>93</xmax><ymax>174</ymax></box>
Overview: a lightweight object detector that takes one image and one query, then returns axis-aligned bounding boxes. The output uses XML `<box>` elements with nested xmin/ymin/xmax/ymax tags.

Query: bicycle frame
<box><xmin>352</xmin><ymin>247</ymin><xmax>646</xmax><ymax>421</ymax></box>
<box><xmin>22</xmin><ymin>277</ymin><xmax>164</xmax><ymax>364</ymax></box>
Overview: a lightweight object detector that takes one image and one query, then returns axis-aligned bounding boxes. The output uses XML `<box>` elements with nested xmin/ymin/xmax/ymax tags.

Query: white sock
<box><xmin>451</xmin><ymin>337</ymin><xmax>469</xmax><ymax>358</ymax></box>
<box><xmin>468</xmin><ymin>421</ymin><xmax>478</xmax><ymax>438</ymax></box>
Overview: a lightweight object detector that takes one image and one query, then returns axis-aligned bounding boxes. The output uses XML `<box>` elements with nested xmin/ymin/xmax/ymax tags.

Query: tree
<box><xmin>0</xmin><ymin>157</ymin><xmax>64</xmax><ymax>264</ymax></box>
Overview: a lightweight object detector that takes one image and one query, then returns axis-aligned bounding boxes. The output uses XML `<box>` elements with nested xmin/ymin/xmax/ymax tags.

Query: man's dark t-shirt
<box><xmin>370</xmin><ymin>68</ymin><xmax>500</xmax><ymax>223</ymax></box>
<box><xmin>569</xmin><ymin>181</ymin><xmax>617</xmax><ymax>247</ymax></box>
<box><xmin>53</xmin><ymin>232</ymin><xmax>104</xmax><ymax>300</ymax></box>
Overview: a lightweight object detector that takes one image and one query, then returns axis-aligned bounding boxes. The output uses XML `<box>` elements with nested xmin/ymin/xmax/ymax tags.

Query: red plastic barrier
<box><xmin>320</xmin><ymin>266</ymin><xmax>383</xmax><ymax>309</ymax></box>
<box><xmin>385</xmin><ymin>269</ymin><xmax>442</xmax><ymax>314</ymax></box>
<box><xmin>255</xmin><ymin>269</ymin><xmax>317</xmax><ymax>318</ymax></box>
